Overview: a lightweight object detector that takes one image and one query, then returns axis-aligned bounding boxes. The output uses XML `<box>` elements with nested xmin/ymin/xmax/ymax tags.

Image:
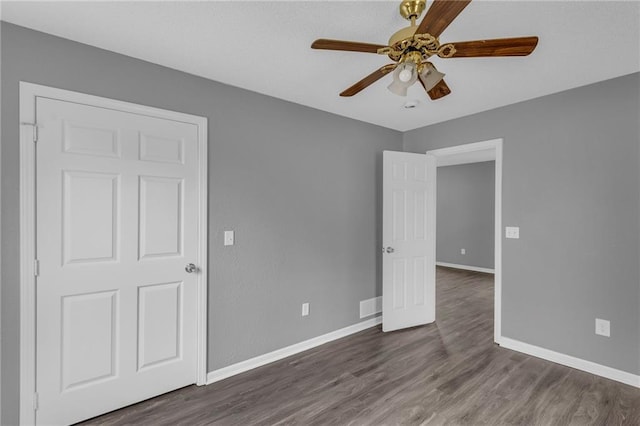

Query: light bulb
<box><xmin>398</xmin><ymin>68</ymin><xmax>413</xmax><ymax>83</ymax></box>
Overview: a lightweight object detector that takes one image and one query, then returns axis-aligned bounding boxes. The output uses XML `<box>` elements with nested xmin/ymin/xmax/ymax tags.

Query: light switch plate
<box><xmin>505</xmin><ymin>226</ymin><xmax>520</xmax><ymax>239</ymax></box>
<box><xmin>595</xmin><ymin>318</ymin><xmax>610</xmax><ymax>337</ymax></box>
<box><xmin>224</xmin><ymin>230</ymin><xmax>234</xmax><ymax>246</ymax></box>
<box><xmin>302</xmin><ymin>303</ymin><xmax>310</xmax><ymax>317</ymax></box>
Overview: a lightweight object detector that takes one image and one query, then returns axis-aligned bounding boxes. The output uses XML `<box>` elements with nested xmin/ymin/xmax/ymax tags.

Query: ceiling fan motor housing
<box><xmin>388</xmin><ymin>25</ymin><xmax>421</xmax><ymax>47</ymax></box>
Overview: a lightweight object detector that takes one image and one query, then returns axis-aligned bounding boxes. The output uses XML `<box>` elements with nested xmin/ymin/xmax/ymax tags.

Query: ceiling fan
<box><xmin>311</xmin><ymin>0</ymin><xmax>538</xmax><ymax>100</ymax></box>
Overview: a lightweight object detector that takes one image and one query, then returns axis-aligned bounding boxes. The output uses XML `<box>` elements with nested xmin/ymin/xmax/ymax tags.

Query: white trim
<box><xmin>426</xmin><ymin>153</ymin><xmax>437</xmax><ymax>324</ymax></box>
<box><xmin>500</xmin><ymin>337</ymin><xmax>640</xmax><ymax>388</ymax></box>
<box><xmin>359</xmin><ymin>296</ymin><xmax>382</xmax><ymax>319</ymax></box>
<box><xmin>427</xmin><ymin>138</ymin><xmax>503</xmax><ymax>344</ymax></box>
<box><xmin>18</xmin><ymin>82</ymin><xmax>209</xmax><ymax>424</ymax></box>
<box><xmin>195</xmin><ymin>108</ymin><xmax>209</xmax><ymax>387</ymax></box>
<box><xmin>494</xmin><ymin>140</ymin><xmax>503</xmax><ymax>344</ymax></box>
<box><xmin>428</xmin><ymin>139</ymin><xmax>500</xmax><ymax>162</ymax></box>
<box><xmin>436</xmin><ymin>262</ymin><xmax>495</xmax><ymax>274</ymax></box>
<box><xmin>19</xmin><ymin>117</ymin><xmax>37</xmax><ymax>426</ymax></box>
<box><xmin>206</xmin><ymin>316</ymin><xmax>382</xmax><ymax>385</ymax></box>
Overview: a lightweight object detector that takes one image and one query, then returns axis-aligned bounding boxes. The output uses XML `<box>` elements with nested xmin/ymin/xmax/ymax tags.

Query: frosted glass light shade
<box><xmin>388</xmin><ymin>79</ymin><xmax>409</xmax><ymax>96</ymax></box>
<box><xmin>388</xmin><ymin>62</ymin><xmax>418</xmax><ymax>97</ymax></box>
<box><xmin>418</xmin><ymin>62</ymin><xmax>445</xmax><ymax>91</ymax></box>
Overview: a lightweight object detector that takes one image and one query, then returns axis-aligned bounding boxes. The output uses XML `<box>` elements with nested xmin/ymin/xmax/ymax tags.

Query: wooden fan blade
<box><xmin>340</xmin><ymin>64</ymin><xmax>397</xmax><ymax>97</ymax></box>
<box><xmin>415</xmin><ymin>0</ymin><xmax>472</xmax><ymax>38</ymax></box>
<box><xmin>424</xmin><ymin>79</ymin><xmax>451</xmax><ymax>100</ymax></box>
<box><xmin>450</xmin><ymin>36</ymin><xmax>538</xmax><ymax>57</ymax></box>
<box><xmin>311</xmin><ymin>39</ymin><xmax>387</xmax><ymax>54</ymax></box>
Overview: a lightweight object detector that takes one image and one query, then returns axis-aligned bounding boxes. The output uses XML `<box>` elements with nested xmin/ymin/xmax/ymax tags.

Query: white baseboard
<box><xmin>500</xmin><ymin>337</ymin><xmax>640</xmax><ymax>388</ymax></box>
<box><xmin>360</xmin><ymin>296</ymin><xmax>382</xmax><ymax>318</ymax></box>
<box><xmin>436</xmin><ymin>261</ymin><xmax>495</xmax><ymax>274</ymax></box>
<box><xmin>206</xmin><ymin>316</ymin><xmax>382</xmax><ymax>385</ymax></box>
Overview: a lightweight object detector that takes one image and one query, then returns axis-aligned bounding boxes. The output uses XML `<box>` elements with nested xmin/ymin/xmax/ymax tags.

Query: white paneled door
<box><xmin>382</xmin><ymin>151</ymin><xmax>436</xmax><ymax>332</ymax></box>
<box><xmin>36</xmin><ymin>97</ymin><xmax>200</xmax><ymax>425</ymax></box>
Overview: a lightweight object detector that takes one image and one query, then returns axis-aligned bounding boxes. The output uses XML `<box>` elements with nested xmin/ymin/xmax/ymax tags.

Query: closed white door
<box><xmin>36</xmin><ymin>97</ymin><xmax>200</xmax><ymax>425</ymax></box>
<box><xmin>382</xmin><ymin>151</ymin><xmax>436</xmax><ymax>332</ymax></box>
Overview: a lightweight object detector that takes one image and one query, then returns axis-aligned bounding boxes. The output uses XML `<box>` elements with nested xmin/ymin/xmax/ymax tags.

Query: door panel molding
<box><xmin>19</xmin><ymin>82</ymin><xmax>209</xmax><ymax>425</ymax></box>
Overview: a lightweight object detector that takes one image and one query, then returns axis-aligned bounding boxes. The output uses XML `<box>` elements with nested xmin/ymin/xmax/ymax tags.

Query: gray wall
<box><xmin>405</xmin><ymin>72</ymin><xmax>640</xmax><ymax>376</ymax></box>
<box><xmin>2</xmin><ymin>20</ymin><xmax>640</xmax><ymax>426</ymax></box>
<box><xmin>0</xmin><ymin>23</ymin><xmax>402</xmax><ymax>424</ymax></box>
<box><xmin>437</xmin><ymin>162</ymin><xmax>495</xmax><ymax>269</ymax></box>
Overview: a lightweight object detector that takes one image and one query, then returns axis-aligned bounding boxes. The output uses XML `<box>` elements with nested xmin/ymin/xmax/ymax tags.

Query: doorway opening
<box><xmin>427</xmin><ymin>139</ymin><xmax>502</xmax><ymax>343</ymax></box>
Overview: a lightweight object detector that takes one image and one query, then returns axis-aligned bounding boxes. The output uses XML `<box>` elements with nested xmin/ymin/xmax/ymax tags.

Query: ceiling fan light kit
<box><xmin>388</xmin><ymin>64</ymin><xmax>416</xmax><ymax>97</ymax></box>
<box><xmin>311</xmin><ymin>0</ymin><xmax>538</xmax><ymax>101</ymax></box>
<box><xmin>419</xmin><ymin>62</ymin><xmax>446</xmax><ymax>92</ymax></box>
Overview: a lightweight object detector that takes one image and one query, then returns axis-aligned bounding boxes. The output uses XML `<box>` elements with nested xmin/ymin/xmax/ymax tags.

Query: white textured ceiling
<box><xmin>2</xmin><ymin>1</ymin><xmax>639</xmax><ymax>131</ymax></box>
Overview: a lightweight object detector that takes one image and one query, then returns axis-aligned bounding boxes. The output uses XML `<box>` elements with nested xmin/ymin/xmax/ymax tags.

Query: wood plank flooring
<box><xmin>81</xmin><ymin>267</ymin><xmax>640</xmax><ymax>425</ymax></box>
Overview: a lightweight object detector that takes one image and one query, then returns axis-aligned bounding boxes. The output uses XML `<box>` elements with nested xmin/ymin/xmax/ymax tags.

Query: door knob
<box><xmin>185</xmin><ymin>263</ymin><xmax>197</xmax><ymax>273</ymax></box>
<box><xmin>385</xmin><ymin>247</ymin><xmax>395</xmax><ymax>254</ymax></box>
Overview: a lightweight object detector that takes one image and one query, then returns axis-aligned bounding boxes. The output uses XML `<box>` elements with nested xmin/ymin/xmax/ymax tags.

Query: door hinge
<box><xmin>33</xmin><ymin>392</ymin><xmax>39</xmax><ymax>410</ymax></box>
<box><xmin>20</xmin><ymin>122</ymin><xmax>39</xmax><ymax>143</ymax></box>
<box><xmin>34</xmin><ymin>259</ymin><xmax>40</xmax><ymax>277</ymax></box>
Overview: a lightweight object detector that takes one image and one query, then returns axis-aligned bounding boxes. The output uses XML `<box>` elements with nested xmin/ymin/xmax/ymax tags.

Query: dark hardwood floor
<box><xmin>81</xmin><ymin>267</ymin><xmax>640</xmax><ymax>425</ymax></box>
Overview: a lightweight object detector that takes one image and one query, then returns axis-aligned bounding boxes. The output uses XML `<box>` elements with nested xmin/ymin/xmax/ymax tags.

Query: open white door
<box><xmin>382</xmin><ymin>151</ymin><xmax>436</xmax><ymax>332</ymax></box>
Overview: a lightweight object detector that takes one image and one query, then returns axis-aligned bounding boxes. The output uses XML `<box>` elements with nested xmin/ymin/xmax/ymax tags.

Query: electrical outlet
<box><xmin>302</xmin><ymin>303</ymin><xmax>310</xmax><ymax>317</ymax></box>
<box><xmin>460</xmin><ymin>248</ymin><xmax>466</xmax><ymax>255</ymax></box>
<box><xmin>505</xmin><ymin>226</ymin><xmax>520</xmax><ymax>239</ymax></box>
<box><xmin>595</xmin><ymin>318</ymin><xmax>610</xmax><ymax>337</ymax></box>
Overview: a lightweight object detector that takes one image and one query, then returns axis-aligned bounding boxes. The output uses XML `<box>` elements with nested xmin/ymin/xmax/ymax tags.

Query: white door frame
<box><xmin>426</xmin><ymin>138</ymin><xmax>503</xmax><ymax>344</ymax></box>
<box><xmin>18</xmin><ymin>82</ymin><xmax>209</xmax><ymax>425</ymax></box>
